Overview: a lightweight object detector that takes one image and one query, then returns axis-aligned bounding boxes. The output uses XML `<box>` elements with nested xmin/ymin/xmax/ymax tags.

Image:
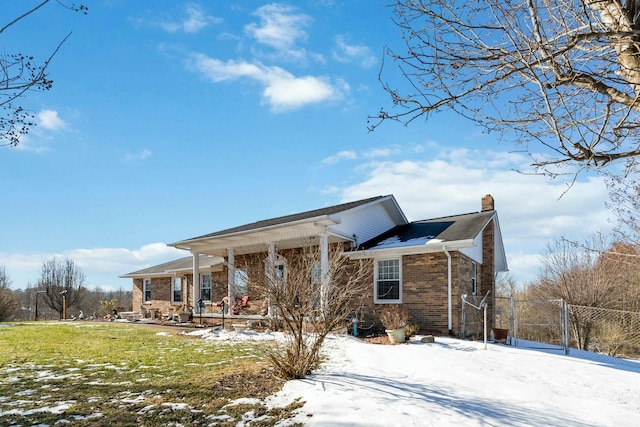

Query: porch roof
<box><xmin>168</xmin><ymin>195</ymin><xmax>407</xmax><ymax>256</ymax></box>
<box><xmin>120</xmin><ymin>255</ymin><xmax>225</xmax><ymax>278</ymax></box>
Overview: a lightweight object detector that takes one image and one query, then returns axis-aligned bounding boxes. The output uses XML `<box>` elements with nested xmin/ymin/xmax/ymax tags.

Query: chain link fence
<box><xmin>568</xmin><ymin>305</ymin><xmax>640</xmax><ymax>358</ymax></box>
<box><xmin>461</xmin><ymin>296</ymin><xmax>640</xmax><ymax>363</ymax></box>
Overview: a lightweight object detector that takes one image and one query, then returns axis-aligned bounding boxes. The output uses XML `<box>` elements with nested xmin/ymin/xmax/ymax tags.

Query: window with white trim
<box><xmin>143</xmin><ymin>278</ymin><xmax>152</xmax><ymax>303</ymax></box>
<box><xmin>375</xmin><ymin>259</ymin><xmax>401</xmax><ymax>303</ymax></box>
<box><xmin>235</xmin><ymin>269</ymin><xmax>248</xmax><ymax>296</ymax></box>
<box><xmin>471</xmin><ymin>261</ymin><xmax>477</xmax><ymax>295</ymax></box>
<box><xmin>200</xmin><ymin>273</ymin><xmax>211</xmax><ymax>301</ymax></box>
<box><xmin>172</xmin><ymin>277</ymin><xmax>182</xmax><ymax>304</ymax></box>
<box><xmin>311</xmin><ymin>262</ymin><xmax>321</xmax><ymax>286</ymax></box>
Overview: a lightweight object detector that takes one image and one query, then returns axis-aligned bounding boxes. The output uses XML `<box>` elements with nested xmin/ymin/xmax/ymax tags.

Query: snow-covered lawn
<box><xmin>2</xmin><ymin>323</ymin><xmax>638</xmax><ymax>426</ymax></box>
<box><xmin>258</xmin><ymin>334</ymin><xmax>639</xmax><ymax>426</ymax></box>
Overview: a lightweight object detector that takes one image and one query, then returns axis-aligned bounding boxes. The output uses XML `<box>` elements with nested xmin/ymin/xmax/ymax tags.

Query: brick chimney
<box><xmin>481</xmin><ymin>194</ymin><xmax>494</xmax><ymax>211</ymax></box>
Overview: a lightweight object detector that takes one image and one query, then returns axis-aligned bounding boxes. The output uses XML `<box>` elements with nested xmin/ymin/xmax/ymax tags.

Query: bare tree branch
<box><xmin>371</xmin><ymin>0</ymin><xmax>640</xmax><ymax>177</ymax></box>
<box><xmin>0</xmin><ymin>1</ymin><xmax>86</xmax><ymax>147</ymax></box>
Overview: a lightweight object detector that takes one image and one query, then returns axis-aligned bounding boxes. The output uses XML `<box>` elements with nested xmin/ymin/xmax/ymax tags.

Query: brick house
<box><xmin>122</xmin><ymin>194</ymin><xmax>507</xmax><ymax>335</ymax></box>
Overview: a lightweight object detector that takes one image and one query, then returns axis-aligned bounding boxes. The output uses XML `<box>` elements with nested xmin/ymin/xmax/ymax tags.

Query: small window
<box><xmin>265</xmin><ymin>255</ymin><xmax>287</xmax><ymax>284</ymax></box>
<box><xmin>375</xmin><ymin>259</ymin><xmax>401</xmax><ymax>303</ymax></box>
<box><xmin>200</xmin><ymin>273</ymin><xmax>211</xmax><ymax>301</ymax></box>
<box><xmin>311</xmin><ymin>263</ymin><xmax>321</xmax><ymax>286</ymax></box>
<box><xmin>471</xmin><ymin>262</ymin><xmax>477</xmax><ymax>295</ymax></box>
<box><xmin>235</xmin><ymin>269</ymin><xmax>248</xmax><ymax>296</ymax></box>
<box><xmin>172</xmin><ymin>277</ymin><xmax>182</xmax><ymax>304</ymax></box>
<box><xmin>143</xmin><ymin>278</ymin><xmax>152</xmax><ymax>303</ymax></box>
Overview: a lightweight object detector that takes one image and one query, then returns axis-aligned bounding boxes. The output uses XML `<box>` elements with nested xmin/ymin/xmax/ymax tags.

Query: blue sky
<box><xmin>1</xmin><ymin>1</ymin><xmax>612</xmax><ymax>291</ymax></box>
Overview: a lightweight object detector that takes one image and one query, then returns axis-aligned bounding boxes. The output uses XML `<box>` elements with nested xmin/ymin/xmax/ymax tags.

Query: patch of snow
<box><xmin>182</xmin><ymin>327</ymin><xmax>279</xmax><ymax>342</ymax></box>
<box><xmin>265</xmin><ymin>336</ymin><xmax>640</xmax><ymax>426</ymax></box>
<box><xmin>372</xmin><ymin>236</ymin><xmax>443</xmax><ymax>249</ymax></box>
<box><xmin>161</xmin><ymin>402</ymin><xmax>190</xmax><ymax>411</ymax></box>
<box><xmin>0</xmin><ymin>401</ymin><xmax>75</xmax><ymax>417</ymax></box>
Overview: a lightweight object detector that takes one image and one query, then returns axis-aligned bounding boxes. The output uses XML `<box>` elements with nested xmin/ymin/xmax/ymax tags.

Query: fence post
<box><xmin>561</xmin><ymin>299</ymin><xmax>570</xmax><ymax>355</ymax></box>
<box><xmin>508</xmin><ymin>296</ymin><xmax>514</xmax><ymax>346</ymax></box>
<box><xmin>461</xmin><ymin>297</ymin><xmax>466</xmax><ymax>338</ymax></box>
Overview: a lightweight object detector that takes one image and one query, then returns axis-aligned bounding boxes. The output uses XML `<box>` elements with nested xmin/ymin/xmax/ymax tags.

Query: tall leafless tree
<box><xmin>371</xmin><ymin>0</ymin><xmax>640</xmax><ymax>177</ymax></box>
<box><xmin>0</xmin><ymin>1</ymin><xmax>87</xmax><ymax>147</ymax></box>
<box><xmin>37</xmin><ymin>258</ymin><xmax>87</xmax><ymax>320</ymax></box>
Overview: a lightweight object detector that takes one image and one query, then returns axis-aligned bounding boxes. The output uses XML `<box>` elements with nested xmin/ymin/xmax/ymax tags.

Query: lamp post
<box><xmin>60</xmin><ymin>289</ymin><xmax>68</xmax><ymax>320</ymax></box>
<box><xmin>35</xmin><ymin>290</ymin><xmax>46</xmax><ymax>321</ymax></box>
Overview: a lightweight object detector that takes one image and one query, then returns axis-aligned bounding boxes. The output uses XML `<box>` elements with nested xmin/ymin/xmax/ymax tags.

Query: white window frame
<box><xmin>374</xmin><ymin>258</ymin><xmax>402</xmax><ymax>304</ymax></box>
<box><xmin>266</xmin><ymin>254</ymin><xmax>287</xmax><ymax>282</ymax></box>
<box><xmin>200</xmin><ymin>273</ymin><xmax>212</xmax><ymax>302</ymax></box>
<box><xmin>171</xmin><ymin>277</ymin><xmax>183</xmax><ymax>304</ymax></box>
<box><xmin>471</xmin><ymin>261</ymin><xmax>477</xmax><ymax>295</ymax></box>
<box><xmin>143</xmin><ymin>278</ymin><xmax>152</xmax><ymax>303</ymax></box>
<box><xmin>311</xmin><ymin>262</ymin><xmax>322</xmax><ymax>286</ymax></box>
<box><xmin>235</xmin><ymin>268</ymin><xmax>248</xmax><ymax>296</ymax></box>
<box><xmin>274</xmin><ymin>261</ymin><xmax>286</xmax><ymax>282</ymax></box>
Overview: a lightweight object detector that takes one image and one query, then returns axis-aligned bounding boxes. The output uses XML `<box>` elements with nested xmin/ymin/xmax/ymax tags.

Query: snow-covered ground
<box><xmin>196</xmin><ymin>329</ymin><xmax>639</xmax><ymax>427</ymax></box>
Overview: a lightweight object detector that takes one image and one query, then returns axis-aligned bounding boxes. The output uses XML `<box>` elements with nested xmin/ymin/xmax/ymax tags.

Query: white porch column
<box><xmin>192</xmin><ymin>252</ymin><xmax>200</xmax><ymax>314</ymax></box>
<box><xmin>320</xmin><ymin>233</ymin><xmax>329</xmax><ymax>316</ymax></box>
<box><xmin>227</xmin><ymin>249</ymin><xmax>235</xmax><ymax>316</ymax></box>
<box><xmin>267</xmin><ymin>243</ymin><xmax>276</xmax><ymax>317</ymax></box>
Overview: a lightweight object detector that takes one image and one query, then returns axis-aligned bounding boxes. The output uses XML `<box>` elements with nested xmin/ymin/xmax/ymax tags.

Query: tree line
<box><xmin>0</xmin><ymin>259</ymin><xmax>131</xmax><ymax>322</ymax></box>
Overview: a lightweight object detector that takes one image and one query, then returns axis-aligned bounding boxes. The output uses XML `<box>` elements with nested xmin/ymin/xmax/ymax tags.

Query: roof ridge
<box><xmin>178</xmin><ymin>195</ymin><xmax>391</xmax><ymax>243</ymax></box>
<box><xmin>412</xmin><ymin>210</ymin><xmax>494</xmax><ymax>223</ymax></box>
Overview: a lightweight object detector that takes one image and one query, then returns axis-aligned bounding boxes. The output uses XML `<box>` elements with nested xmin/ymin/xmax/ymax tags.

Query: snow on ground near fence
<box><xmin>185</xmin><ymin>329</ymin><xmax>640</xmax><ymax>427</ymax></box>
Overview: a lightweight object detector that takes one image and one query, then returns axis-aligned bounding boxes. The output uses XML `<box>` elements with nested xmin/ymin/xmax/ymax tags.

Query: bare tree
<box><xmin>0</xmin><ymin>265</ymin><xmax>18</xmax><ymax>321</ymax></box>
<box><xmin>371</xmin><ymin>0</ymin><xmax>640</xmax><ymax>177</ymax></box>
<box><xmin>238</xmin><ymin>243</ymin><xmax>373</xmax><ymax>379</ymax></box>
<box><xmin>532</xmin><ymin>232</ymin><xmax>628</xmax><ymax>349</ymax></box>
<box><xmin>37</xmin><ymin>258</ymin><xmax>87</xmax><ymax>320</ymax></box>
<box><xmin>0</xmin><ymin>1</ymin><xmax>87</xmax><ymax>147</ymax></box>
<box><xmin>606</xmin><ymin>174</ymin><xmax>640</xmax><ymax>243</ymax></box>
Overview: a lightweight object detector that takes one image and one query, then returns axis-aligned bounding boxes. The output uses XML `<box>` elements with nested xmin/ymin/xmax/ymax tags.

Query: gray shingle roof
<box><xmin>356</xmin><ymin>210</ymin><xmax>495</xmax><ymax>250</ymax></box>
<box><xmin>120</xmin><ymin>255</ymin><xmax>222</xmax><ymax>277</ymax></box>
<box><xmin>175</xmin><ymin>195</ymin><xmax>388</xmax><ymax>244</ymax></box>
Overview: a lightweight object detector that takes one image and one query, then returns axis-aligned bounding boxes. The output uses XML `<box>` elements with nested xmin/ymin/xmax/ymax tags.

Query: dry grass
<box><xmin>0</xmin><ymin>322</ymin><xmax>301</xmax><ymax>426</ymax></box>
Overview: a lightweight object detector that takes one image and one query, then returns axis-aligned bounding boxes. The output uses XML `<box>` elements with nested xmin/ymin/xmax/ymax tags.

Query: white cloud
<box><xmin>332</xmin><ymin>35</ymin><xmax>377</xmax><ymax>68</ymax></box>
<box><xmin>322</xmin><ymin>150</ymin><xmax>358</xmax><ymax>165</ymax></box>
<box><xmin>38</xmin><ymin>109</ymin><xmax>66</xmax><ymax>131</ymax></box>
<box><xmin>245</xmin><ymin>4</ymin><xmax>311</xmax><ymax>51</ymax></box>
<box><xmin>364</xmin><ymin>145</ymin><xmax>404</xmax><ymax>158</ymax></box>
<box><xmin>12</xmin><ymin>109</ymin><xmax>67</xmax><ymax>152</ymax></box>
<box><xmin>332</xmin><ymin>147</ymin><xmax>612</xmax><ymax>285</ymax></box>
<box><xmin>189</xmin><ymin>54</ymin><xmax>345</xmax><ymax>111</ymax></box>
<box><xmin>2</xmin><ymin>244</ymin><xmax>185</xmax><ymax>290</ymax></box>
<box><xmin>124</xmin><ymin>149</ymin><xmax>152</xmax><ymax>162</ymax></box>
<box><xmin>160</xmin><ymin>3</ymin><xmax>221</xmax><ymax>33</ymax></box>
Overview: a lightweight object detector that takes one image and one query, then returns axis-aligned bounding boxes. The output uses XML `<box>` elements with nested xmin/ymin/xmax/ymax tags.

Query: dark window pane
<box><xmin>377</xmin><ymin>280</ymin><xmax>399</xmax><ymax>300</ymax></box>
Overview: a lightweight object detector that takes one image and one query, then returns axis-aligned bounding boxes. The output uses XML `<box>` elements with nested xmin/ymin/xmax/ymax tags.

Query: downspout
<box><xmin>443</xmin><ymin>246</ymin><xmax>453</xmax><ymax>336</ymax></box>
